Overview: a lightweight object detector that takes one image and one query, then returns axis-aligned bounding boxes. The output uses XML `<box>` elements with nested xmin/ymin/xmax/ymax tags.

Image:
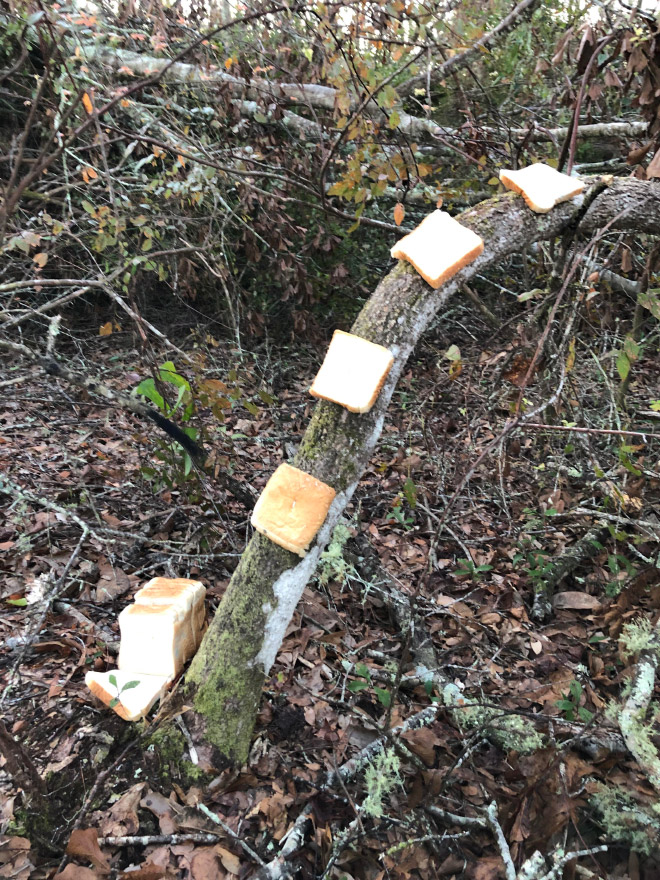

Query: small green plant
<box><xmin>455</xmin><ymin>557</ymin><xmax>493</xmax><ymax>581</ymax></box>
<box><xmin>362</xmin><ymin>748</ymin><xmax>402</xmax><ymax>818</ymax></box>
<box><xmin>556</xmin><ymin>678</ymin><xmax>594</xmax><ymax>723</ymax></box>
<box><xmin>135</xmin><ymin>361</ymin><xmax>200</xmax><ymax>487</ymax></box>
<box><xmin>385</xmin><ymin>493</ymin><xmax>415</xmax><ymax>529</ymax></box>
<box><xmin>108</xmin><ymin>673</ymin><xmax>140</xmax><ymax>710</ymax></box>
<box><xmin>345</xmin><ymin>661</ymin><xmax>391</xmax><ymax>708</ymax></box>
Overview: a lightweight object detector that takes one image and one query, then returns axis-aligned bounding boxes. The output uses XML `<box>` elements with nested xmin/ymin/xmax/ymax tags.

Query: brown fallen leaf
<box><xmin>553</xmin><ymin>591</ymin><xmax>602</xmax><ymax>611</ymax></box>
<box><xmin>98</xmin><ymin>782</ymin><xmax>146</xmax><ymax>837</ymax></box>
<box><xmin>215</xmin><ymin>845</ymin><xmax>241</xmax><ymax>875</ymax></box>
<box><xmin>0</xmin><ymin>837</ymin><xmax>33</xmax><ymax>880</ymax></box>
<box><xmin>140</xmin><ymin>789</ymin><xmax>179</xmax><ymax>835</ymax></box>
<box><xmin>65</xmin><ymin>829</ymin><xmax>110</xmax><ymax>874</ymax></box>
<box><xmin>54</xmin><ymin>866</ymin><xmax>99</xmax><ymax>880</ymax></box>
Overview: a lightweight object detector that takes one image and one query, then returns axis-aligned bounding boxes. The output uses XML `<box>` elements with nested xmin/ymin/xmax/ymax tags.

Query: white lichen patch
<box><xmin>252</xmin><ymin>486</ymin><xmax>357</xmax><ymax>673</ymax></box>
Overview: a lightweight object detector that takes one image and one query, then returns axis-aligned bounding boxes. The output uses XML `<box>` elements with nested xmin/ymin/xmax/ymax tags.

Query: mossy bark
<box><xmin>173</xmin><ymin>179</ymin><xmax>660</xmax><ymax>769</ymax></box>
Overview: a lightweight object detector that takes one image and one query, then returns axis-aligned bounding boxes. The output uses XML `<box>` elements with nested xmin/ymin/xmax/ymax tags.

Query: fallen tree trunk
<box><xmin>176</xmin><ymin>176</ymin><xmax>660</xmax><ymax>769</ymax></box>
<box><xmin>84</xmin><ymin>44</ymin><xmax>648</xmax><ymax>147</ymax></box>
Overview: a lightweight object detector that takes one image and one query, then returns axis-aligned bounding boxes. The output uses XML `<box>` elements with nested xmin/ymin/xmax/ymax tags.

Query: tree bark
<box><xmin>177</xmin><ymin>177</ymin><xmax>660</xmax><ymax>769</ymax></box>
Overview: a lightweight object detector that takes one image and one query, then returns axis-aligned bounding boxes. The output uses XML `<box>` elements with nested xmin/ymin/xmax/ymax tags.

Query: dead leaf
<box><xmin>99</xmin><ymin>783</ymin><xmax>146</xmax><ymax>837</ymax></box>
<box><xmin>393</xmin><ymin>203</ymin><xmax>405</xmax><ymax>226</ymax></box>
<box><xmin>190</xmin><ymin>848</ymin><xmax>226</xmax><ymax>880</ymax></box>
<box><xmin>473</xmin><ymin>855</ymin><xmax>507</xmax><ymax>879</ymax></box>
<box><xmin>0</xmin><ymin>837</ymin><xmax>33</xmax><ymax>880</ymax></box>
<box><xmin>54</xmin><ymin>866</ymin><xmax>99</xmax><ymax>880</ymax></box>
<box><xmin>402</xmin><ymin>727</ymin><xmax>438</xmax><ymax>766</ymax></box>
<box><xmin>140</xmin><ymin>790</ymin><xmax>179</xmax><ymax>835</ymax></box>
<box><xmin>82</xmin><ymin>92</ymin><xmax>94</xmax><ymax>115</ymax></box>
<box><xmin>99</xmin><ymin>323</ymin><xmax>113</xmax><ymax>337</ymax></box>
<box><xmin>65</xmin><ymin>829</ymin><xmax>110</xmax><ymax>874</ymax></box>
<box><xmin>93</xmin><ymin>559</ymin><xmax>131</xmax><ymax>603</ymax></box>
<box><xmin>553</xmin><ymin>591</ymin><xmax>602</xmax><ymax>611</ymax></box>
<box><xmin>215</xmin><ymin>846</ymin><xmax>240</xmax><ymax>875</ymax></box>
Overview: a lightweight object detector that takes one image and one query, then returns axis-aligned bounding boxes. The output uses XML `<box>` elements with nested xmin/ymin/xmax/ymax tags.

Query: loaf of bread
<box><xmin>499</xmin><ymin>163</ymin><xmax>584</xmax><ymax>213</ymax></box>
<box><xmin>85</xmin><ymin>670</ymin><xmax>171</xmax><ymax>722</ymax></box>
<box><xmin>310</xmin><ymin>330</ymin><xmax>394</xmax><ymax>413</ymax></box>
<box><xmin>118</xmin><ymin>602</ymin><xmax>201</xmax><ymax>679</ymax></box>
<box><xmin>251</xmin><ymin>462</ymin><xmax>336</xmax><ymax>556</ymax></box>
<box><xmin>390</xmin><ymin>210</ymin><xmax>484</xmax><ymax>288</ymax></box>
<box><xmin>134</xmin><ymin>577</ymin><xmax>206</xmax><ymax>652</ymax></box>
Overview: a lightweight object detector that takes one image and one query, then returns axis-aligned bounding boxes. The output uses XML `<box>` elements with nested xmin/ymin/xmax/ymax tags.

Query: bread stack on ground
<box><xmin>85</xmin><ymin>577</ymin><xmax>206</xmax><ymax>721</ymax></box>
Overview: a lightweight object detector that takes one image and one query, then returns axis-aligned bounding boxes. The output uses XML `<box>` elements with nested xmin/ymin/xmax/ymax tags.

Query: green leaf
<box><xmin>6</xmin><ymin>598</ymin><xmax>27</xmax><ymax>607</ymax></box>
<box><xmin>258</xmin><ymin>390</ymin><xmax>275</xmax><ymax>405</ymax></box>
<box><xmin>136</xmin><ymin>378</ymin><xmax>166</xmax><ymax>413</ymax></box>
<box><xmin>347</xmin><ymin>679</ymin><xmax>369</xmax><ymax>693</ymax></box>
<box><xmin>403</xmin><ymin>477</ymin><xmax>417</xmax><ymax>509</ymax></box>
<box><xmin>388</xmin><ymin>110</ymin><xmax>401</xmax><ymax>129</ymax></box>
<box><xmin>616</xmin><ymin>351</ymin><xmax>630</xmax><ymax>382</ymax></box>
<box><xmin>637</xmin><ymin>289</ymin><xmax>660</xmax><ymax>321</ymax></box>
<box><xmin>120</xmin><ymin>679</ymin><xmax>140</xmax><ymax>693</ymax></box>
<box><xmin>374</xmin><ymin>687</ymin><xmax>391</xmax><ymax>707</ymax></box>
<box><xmin>244</xmin><ymin>400</ymin><xmax>259</xmax><ymax>416</ymax></box>
<box><xmin>354</xmin><ymin>662</ymin><xmax>370</xmax><ymax>679</ymax></box>
<box><xmin>109</xmin><ymin>674</ymin><xmax>118</xmax><ymax>688</ymax></box>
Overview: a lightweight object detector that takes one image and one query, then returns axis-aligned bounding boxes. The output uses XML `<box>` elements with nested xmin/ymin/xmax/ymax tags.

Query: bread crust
<box><xmin>85</xmin><ymin>670</ymin><xmax>170</xmax><ymax>721</ymax></box>
<box><xmin>251</xmin><ymin>462</ymin><xmax>336</xmax><ymax>556</ymax></box>
<box><xmin>390</xmin><ymin>210</ymin><xmax>484</xmax><ymax>289</ymax></box>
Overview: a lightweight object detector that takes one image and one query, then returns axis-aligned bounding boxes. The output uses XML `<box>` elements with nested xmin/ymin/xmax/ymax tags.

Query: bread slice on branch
<box><xmin>251</xmin><ymin>462</ymin><xmax>336</xmax><ymax>556</ymax></box>
<box><xmin>310</xmin><ymin>330</ymin><xmax>394</xmax><ymax>413</ymax></box>
<box><xmin>390</xmin><ymin>210</ymin><xmax>484</xmax><ymax>289</ymax></box>
<box><xmin>85</xmin><ymin>669</ymin><xmax>171</xmax><ymax>722</ymax></box>
<box><xmin>499</xmin><ymin>162</ymin><xmax>584</xmax><ymax>213</ymax></box>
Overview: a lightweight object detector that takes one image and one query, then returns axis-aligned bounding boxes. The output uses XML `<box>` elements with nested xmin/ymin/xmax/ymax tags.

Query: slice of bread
<box><xmin>390</xmin><ymin>210</ymin><xmax>484</xmax><ymax>289</ymax></box>
<box><xmin>85</xmin><ymin>669</ymin><xmax>171</xmax><ymax>721</ymax></box>
<box><xmin>251</xmin><ymin>462</ymin><xmax>336</xmax><ymax>556</ymax></box>
<box><xmin>310</xmin><ymin>330</ymin><xmax>394</xmax><ymax>413</ymax></box>
<box><xmin>118</xmin><ymin>602</ymin><xmax>199</xmax><ymax>678</ymax></box>
<box><xmin>134</xmin><ymin>577</ymin><xmax>206</xmax><ymax>649</ymax></box>
<box><xmin>499</xmin><ymin>163</ymin><xmax>584</xmax><ymax>213</ymax></box>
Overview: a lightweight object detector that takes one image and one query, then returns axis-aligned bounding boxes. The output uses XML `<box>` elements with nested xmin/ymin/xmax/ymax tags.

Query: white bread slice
<box><xmin>251</xmin><ymin>462</ymin><xmax>336</xmax><ymax>556</ymax></box>
<box><xmin>85</xmin><ymin>669</ymin><xmax>170</xmax><ymax>721</ymax></box>
<box><xmin>499</xmin><ymin>163</ymin><xmax>584</xmax><ymax>213</ymax></box>
<box><xmin>118</xmin><ymin>602</ymin><xmax>199</xmax><ymax>679</ymax></box>
<box><xmin>310</xmin><ymin>330</ymin><xmax>394</xmax><ymax>413</ymax></box>
<box><xmin>390</xmin><ymin>210</ymin><xmax>484</xmax><ymax>289</ymax></box>
<box><xmin>134</xmin><ymin>577</ymin><xmax>206</xmax><ymax>648</ymax></box>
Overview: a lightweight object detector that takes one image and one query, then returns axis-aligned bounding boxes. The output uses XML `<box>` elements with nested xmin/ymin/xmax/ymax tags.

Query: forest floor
<box><xmin>2</xmin><ymin>288</ymin><xmax>660</xmax><ymax>880</ymax></box>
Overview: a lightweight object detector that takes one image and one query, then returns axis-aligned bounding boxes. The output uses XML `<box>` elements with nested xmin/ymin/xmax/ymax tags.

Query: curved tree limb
<box><xmin>176</xmin><ymin>177</ymin><xmax>660</xmax><ymax>769</ymax></box>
